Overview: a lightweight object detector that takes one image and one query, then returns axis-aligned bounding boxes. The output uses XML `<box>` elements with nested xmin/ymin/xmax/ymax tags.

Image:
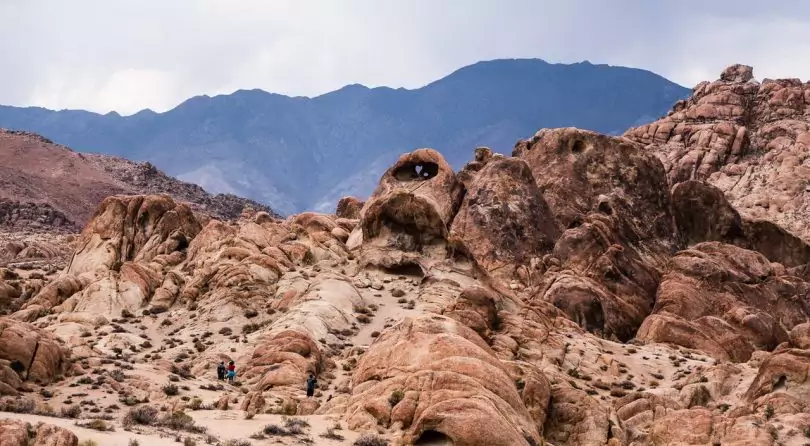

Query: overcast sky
<box><xmin>2</xmin><ymin>0</ymin><xmax>809</xmax><ymax>115</ymax></box>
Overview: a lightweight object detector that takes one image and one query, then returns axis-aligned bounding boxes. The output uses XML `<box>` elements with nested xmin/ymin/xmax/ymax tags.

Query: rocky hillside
<box><xmin>626</xmin><ymin>64</ymin><xmax>810</xmax><ymax>242</ymax></box>
<box><xmin>1</xmin><ymin>65</ymin><xmax>809</xmax><ymax>446</ymax></box>
<box><xmin>0</xmin><ymin>129</ymin><xmax>280</xmax><ymax>232</ymax></box>
<box><xmin>0</xmin><ymin>59</ymin><xmax>689</xmax><ymax>214</ymax></box>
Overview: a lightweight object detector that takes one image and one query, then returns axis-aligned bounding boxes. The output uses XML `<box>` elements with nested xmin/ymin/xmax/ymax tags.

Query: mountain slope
<box><xmin>0</xmin><ymin>59</ymin><xmax>690</xmax><ymax>213</ymax></box>
<box><xmin>0</xmin><ymin>129</ymin><xmax>279</xmax><ymax>232</ymax></box>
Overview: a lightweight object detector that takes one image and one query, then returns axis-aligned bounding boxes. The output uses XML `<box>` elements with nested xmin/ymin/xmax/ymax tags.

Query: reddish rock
<box><xmin>449</xmin><ymin>157</ymin><xmax>560</xmax><ymax>278</ymax></box>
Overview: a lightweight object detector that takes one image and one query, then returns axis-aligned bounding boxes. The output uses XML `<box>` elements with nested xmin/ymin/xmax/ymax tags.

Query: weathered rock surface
<box><xmin>449</xmin><ymin>157</ymin><xmax>560</xmax><ymax>278</ymax></box>
<box><xmin>3</xmin><ymin>65</ymin><xmax>810</xmax><ymax>446</ymax></box>
<box><xmin>626</xmin><ymin>64</ymin><xmax>810</xmax><ymax>242</ymax></box>
<box><xmin>638</xmin><ymin>242</ymin><xmax>810</xmax><ymax>361</ymax></box>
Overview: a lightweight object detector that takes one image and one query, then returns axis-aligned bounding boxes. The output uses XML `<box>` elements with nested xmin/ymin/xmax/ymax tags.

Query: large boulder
<box><xmin>0</xmin><ymin>318</ymin><xmax>69</xmax><ymax>385</ymax></box>
<box><xmin>449</xmin><ymin>157</ymin><xmax>560</xmax><ymax>279</ymax></box>
<box><xmin>346</xmin><ymin>315</ymin><xmax>542</xmax><ymax>446</ymax></box>
<box><xmin>68</xmin><ymin>194</ymin><xmax>201</xmax><ymax>275</ymax></box>
<box><xmin>358</xmin><ymin>149</ymin><xmax>463</xmax><ymax>269</ymax></box>
<box><xmin>671</xmin><ymin>180</ymin><xmax>810</xmax><ymax>267</ymax></box>
<box><xmin>637</xmin><ymin>242</ymin><xmax>810</xmax><ymax>361</ymax></box>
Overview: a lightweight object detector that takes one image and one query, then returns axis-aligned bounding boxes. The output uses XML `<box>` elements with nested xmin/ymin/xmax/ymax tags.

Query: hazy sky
<box><xmin>2</xmin><ymin>0</ymin><xmax>809</xmax><ymax>115</ymax></box>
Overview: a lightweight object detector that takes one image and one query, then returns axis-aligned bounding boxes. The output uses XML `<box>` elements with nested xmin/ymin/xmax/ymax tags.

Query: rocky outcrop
<box><xmin>625</xmin><ymin>64</ymin><xmax>810</xmax><ymax>242</ymax></box>
<box><xmin>0</xmin><ymin>318</ymin><xmax>69</xmax><ymax>388</ymax></box>
<box><xmin>335</xmin><ymin>196</ymin><xmax>364</xmax><ymax>219</ymax></box>
<box><xmin>346</xmin><ymin>315</ymin><xmax>542</xmax><ymax>446</ymax></box>
<box><xmin>449</xmin><ymin>157</ymin><xmax>560</xmax><ymax>279</ymax></box>
<box><xmin>0</xmin><ymin>420</ymin><xmax>78</xmax><ymax>446</ymax></box>
<box><xmin>68</xmin><ymin>194</ymin><xmax>201</xmax><ymax>275</ymax></box>
<box><xmin>357</xmin><ymin>149</ymin><xmax>463</xmax><ymax>270</ymax></box>
<box><xmin>637</xmin><ymin>242</ymin><xmax>810</xmax><ymax>361</ymax></box>
<box><xmin>515</xmin><ymin>128</ymin><xmax>676</xmax><ymax>341</ymax></box>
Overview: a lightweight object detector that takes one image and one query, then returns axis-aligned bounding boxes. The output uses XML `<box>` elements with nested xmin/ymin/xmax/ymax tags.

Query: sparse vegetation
<box><xmin>242</xmin><ymin>323</ymin><xmax>260</xmax><ymax>334</ymax></box>
<box><xmin>159</xmin><ymin>410</ymin><xmax>207</xmax><ymax>433</ymax></box>
<box><xmin>61</xmin><ymin>404</ymin><xmax>82</xmax><ymax>419</ymax></box>
<box><xmin>765</xmin><ymin>404</ymin><xmax>774</xmax><ymax>419</ymax></box>
<box><xmin>123</xmin><ymin>405</ymin><xmax>159</xmax><ymax>426</ymax></box>
<box><xmin>163</xmin><ymin>383</ymin><xmax>180</xmax><ymax>396</ymax></box>
<box><xmin>389</xmin><ymin>389</ymin><xmax>405</xmax><ymax>406</ymax></box>
<box><xmin>353</xmin><ymin>434</ymin><xmax>390</xmax><ymax>446</ymax></box>
<box><xmin>320</xmin><ymin>427</ymin><xmax>345</xmax><ymax>441</ymax></box>
<box><xmin>77</xmin><ymin>419</ymin><xmax>113</xmax><ymax>432</ymax></box>
<box><xmin>78</xmin><ymin>440</ymin><xmax>99</xmax><ymax>446</ymax></box>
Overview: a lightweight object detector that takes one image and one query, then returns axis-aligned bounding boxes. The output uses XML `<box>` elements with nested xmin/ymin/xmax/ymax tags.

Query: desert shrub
<box><xmin>123</xmin><ymin>405</ymin><xmax>159</xmax><ymax>426</ymax></box>
<box><xmin>77</xmin><ymin>376</ymin><xmax>93</xmax><ymax>385</ymax></box>
<box><xmin>223</xmin><ymin>441</ymin><xmax>251</xmax><ymax>446</ymax></box>
<box><xmin>171</xmin><ymin>364</ymin><xmax>194</xmax><ymax>379</ymax></box>
<box><xmin>320</xmin><ymin>427</ymin><xmax>345</xmax><ymax>441</ymax></box>
<box><xmin>353</xmin><ymin>434</ymin><xmax>390</xmax><ymax>446</ymax></box>
<box><xmin>242</xmin><ymin>323</ymin><xmax>260</xmax><ymax>334</ymax></box>
<box><xmin>218</xmin><ymin>327</ymin><xmax>233</xmax><ymax>336</ymax></box>
<box><xmin>109</xmin><ymin>369</ymin><xmax>127</xmax><ymax>382</ymax></box>
<box><xmin>128</xmin><ymin>440</ymin><xmax>140</xmax><ymax>446</ymax></box>
<box><xmin>284</xmin><ymin>417</ymin><xmax>309</xmax><ymax>428</ymax></box>
<box><xmin>243</xmin><ymin>309</ymin><xmax>258</xmax><ymax>319</ymax></box>
<box><xmin>388</xmin><ymin>389</ymin><xmax>404</xmax><ymax>407</ymax></box>
<box><xmin>0</xmin><ymin>397</ymin><xmax>36</xmax><ymax>413</ymax></box>
<box><xmin>78</xmin><ymin>440</ymin><xmax>99</xmax><ymax>446</ymax></box>
<box><xmin>77</xmin><ymin>419</ymin><xmax>113</xmax><ymax>431</ymax></box>
<box><xmin>163</xmin><ymin>383</ymin><xmax>180</xmax><ymax>396</ymax></box>
<box><xmin>262</xmin><ymin>424</ymin><xmax>288</xmax><ymax>436</ymax></box>
<box><xmin>159</xmin><ymin>411</ymin><xmax>206</xmax><ymax>433</ymax></box>
<box><xmin>61</xmin><ymin>404</ymin><xmax>82</xmax><ymax>418</ymax></box>
<box><xmin>183</xmin><ymin>438</ymin><xmax>197</xmax><ymax>446</ymax></box>
<box><xmin>765</xmin><ymin>405</ymin><xmax>774</xmax><ymax>419</ymax></box>
<box><xmin>188</xmin><ymin>397</ymin><xmax>203</xmax><ymax>410</ymax></box>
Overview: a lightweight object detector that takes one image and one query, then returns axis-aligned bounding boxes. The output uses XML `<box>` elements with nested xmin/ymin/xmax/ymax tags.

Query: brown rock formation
<box><xmin>449</xmin><ymin>157</ymin><xmax>560</xmax><ymax>278</ymax></box>
<box><xmin>515</xmin><ymin>128</ymin><xmax>676</xmax><ymax>341</ymax></box>
<box><xmin>625</xmin><ymin>64</ymin><xmax>810</xmax><ymax>242</ymax></box>
<box><xmin>637</xmin><ymin>242</ymin><xmax>810</xmax><ymax>361</ymax></box>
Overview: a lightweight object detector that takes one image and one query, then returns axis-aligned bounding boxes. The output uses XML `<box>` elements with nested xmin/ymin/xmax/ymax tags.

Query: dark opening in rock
<box><xmin>10</xmin><ymin>360</ymin><xmax>25</xmax><ymax>373</ymax></box>
<box><xmin>394</xmin><ymin>162</ymin><xmax>440</xmax><ymax>182</ymax></box>
<box><xmin>598</xmin><ymin>201</ymin><xmax>613</xmax><ymax>215</ymax></box>
<box><xmin>571</xmin><ymin>139</ymin><xmax>586</xmax><ymax>153</ymax></box>
<box><xmin>381</xmin><ymin>262</ymin><xmax>425</xmax><ymax>278</ymax></box>
<box><xmin>567</xmin><ymin>216</ymin><xmax>584</xmax><ymax>229</ymax></box>
<box><xmin>415</xmin><ymin>430</ymin><xmax>453</xmax><ymax>445</ymax></box>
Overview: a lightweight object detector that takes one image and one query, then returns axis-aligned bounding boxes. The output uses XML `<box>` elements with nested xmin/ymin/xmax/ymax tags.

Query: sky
<box><xmin>2</xmin><ymin>0</ymin><xmax>810</xmax><ymax>115</ymax></box>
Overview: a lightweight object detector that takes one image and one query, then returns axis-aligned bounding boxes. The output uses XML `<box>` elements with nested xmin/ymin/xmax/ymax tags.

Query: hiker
<box><xmin>227</xmin><ymin>361</ymin><xmax>236</xmax><ymax>383</ymax></box>
<box><xmin>216</xmin><ymin>361</ymin><xmax>226</xmax><ymax>380</ymax></box>
<box><xmin>306</xmin><ymin>374</ymin><xmax>317</xmax><ymax>398</ymax></box>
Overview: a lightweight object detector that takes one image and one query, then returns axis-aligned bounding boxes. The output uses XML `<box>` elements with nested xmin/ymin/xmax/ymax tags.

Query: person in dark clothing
<box><xmin>306</xmin><ymin>374</ymin><xmax>317</xmax><ymax>397</ymax></box>
<box><xmin>216</xmin><ymin>361</ymin><xmax>226</xmax><ymax>380</ymax></box>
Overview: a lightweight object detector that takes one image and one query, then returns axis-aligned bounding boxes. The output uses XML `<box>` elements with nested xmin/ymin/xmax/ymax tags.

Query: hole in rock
<box><xmin>381</xmin><ymin>262</ymin><xmax>425</xmax><ymax>278</ymax></box>
<box><xmin>567</xmin><ymin>216</ymin><xmax>584</xmax><ymax>229</ymax></box>
<box><xmin>394</xmin><ymin>162</ymin><xmax>440</xmax><ymax>182</ymax></box>
<box><xmin>598</xmin><ymin>201</ymin><xmax>613</xmax><ymax>215</ymax></box>
<box><xmin>571</xmin><ymin>139</ymin><xmax>586</xmax><ymax>153</ymax></box>
<box><xmin>415</xmin><ymin>430</ymin><xmax>453</xmax><ymax>446</ymax></box>
<box><xmin>10</xmin><ymin>360</ymin><xmax>25</xmax><ymax>373</ymax></box>
<box><xmin>553</xmin><ymin>292</ymin><xmax>605</xmax><ymax>336</ymax></box>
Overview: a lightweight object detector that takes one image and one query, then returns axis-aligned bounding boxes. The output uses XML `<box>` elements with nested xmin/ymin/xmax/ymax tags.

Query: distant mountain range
<box><xmin>0</xmin><ymin>59</ymin><xmax>690</xmax><ymax>214</ymax></box>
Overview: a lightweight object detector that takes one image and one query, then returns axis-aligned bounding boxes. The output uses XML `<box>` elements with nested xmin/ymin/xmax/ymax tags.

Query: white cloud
<box><xmin>2</xmin><ymin>0</ymin><xmax>810</xmax><ymax>114</ymax></box>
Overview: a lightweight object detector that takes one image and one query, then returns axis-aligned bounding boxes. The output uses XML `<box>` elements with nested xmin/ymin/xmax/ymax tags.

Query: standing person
<box><xmin>306</xmin><ymin>374</ymin><xmax>317</xmax><ymax>398</ymax></box>
<box><xmin>227</xmin><ymin>361</ymin><xmax>236</xmax><ymax>383</ymax></box>
<box><xmin>216</xmin><ymin>361</ymin><xmax>226</xmax><ymax>380</ymax></box>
